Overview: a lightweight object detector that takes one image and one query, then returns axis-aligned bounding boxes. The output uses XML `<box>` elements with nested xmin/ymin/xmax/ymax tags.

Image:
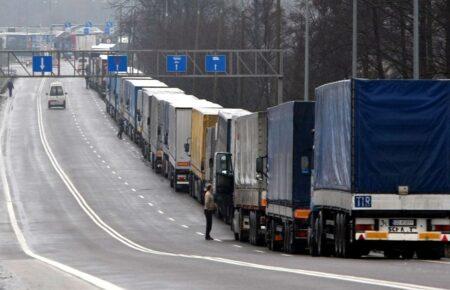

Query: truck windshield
<box><xmin>50</xmin><ymin>86</ymin><xmax>64</xmax><ymax>96</ymax></box>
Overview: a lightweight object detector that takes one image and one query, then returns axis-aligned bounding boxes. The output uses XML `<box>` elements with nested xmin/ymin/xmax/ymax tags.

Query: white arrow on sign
<box><xmin>40</xmin><ymin>57</ymin><xmax>45</xmax><ymax>71</ymax></box>
<box><xmin>214</xmin><ymin>64</ymin><xmax>218</xmax><ymax>71</ymax></box>
<box><xmin>116</xmin><ymin>64</ymin><xmax>119</xmax><ymax>72</ymax></box>
<box><xmin>175</xmin><ymin>63</ymin><xmax>179</xmax><ymax>71</ymax></box>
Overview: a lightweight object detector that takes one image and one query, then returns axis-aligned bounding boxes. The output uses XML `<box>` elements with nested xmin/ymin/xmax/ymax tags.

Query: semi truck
<box><xmin>165</xmin><ymin>99</ymin><xmax>222</xmax><ymax>192</ymax></box>
<box><xmin>213</xmin><ymin>109</ymin><xmax>251</xmax><ymax>224</ymax></box>
<box><xmin>310</xmin><ymin>79</ymin><xmax>450</xmax><ymax>259</ymax></box>
<box><xmin>255</xmin><ymin>101</ymin><xmax>315</xmax><ymax>253</ymax></box>
<box><xmin>122</xmin><ymin>79</ymin><xmax>167</xmax><ymax>142</ymax></box>
<box><xmin>149</xmin><ymin>93</ymin><xmax>194</xmax><ymax>172</ymax></box>
<box><xmin>231</xmin><ymin>111</ymin><xmax>268</xmax><ymax>245</ymax></box>
<box><xmin>189</xmin><ymin>107</ymin><xmax>223</xmax><ymax>203</ymax></box>
<box><xmin>138</xmin><ymin>87</ymin><xmax>184</xmax><ymax>160</ymax></box>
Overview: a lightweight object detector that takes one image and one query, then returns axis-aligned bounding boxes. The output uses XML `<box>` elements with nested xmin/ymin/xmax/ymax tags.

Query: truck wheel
<box><xmin>417</xmin><ymin>245</ymin><xmax>444</xmax><ymax>260</ymax></box>
<box><xmin>313</xmin><ymin>211</ymin><xmax>328</xmax><ymax>257</ymax></box>
<box><xmin>283</xmin><ymin>222</ymin><xmax>293</xmax><ymax>253</ymax></box>
<box><xmin>334</xmin><ymin>213</ymin><xmax>341</xmax><ymax>257</ymax></box>
<box><xmin>232</xmin><ymin>209</ymin><xmax>240</xmax><ymax>241</ymax></box>
<box><xmin>384</xmin><ymin>249</ymin><xmax>401</xmax><ymax>259</ymax></box>
<box><xmin>249</xmin><ymin>211</ymin><xmax>256</xmax><ymax>245</ymax></box>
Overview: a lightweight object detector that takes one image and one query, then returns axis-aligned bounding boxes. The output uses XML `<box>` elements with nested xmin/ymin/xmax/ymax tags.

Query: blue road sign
<box><xmin>108</xmin><ymin>55</ymin><xmax>128</xmax><ymax>72</ymax></box>
<box><xmin>166</xmin><ymin>55</ymin><xmax>187</xmax><ymax>73</ymax></box>
<box><xmin>32</xmin><ymin>56</ymin><xmax>52</xmax><ymax>72</ymax></box>
<box><xmin>205</xmin><ymin>55</ymin><xmax>226</xmax><ymax>73</ymax></box>
<box><xmin>84</xmin><ymin>27</ymin><xmax>90</xmax><ymax>35</ymax></box>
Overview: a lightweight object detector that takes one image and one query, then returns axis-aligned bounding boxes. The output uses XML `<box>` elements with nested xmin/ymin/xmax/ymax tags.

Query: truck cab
<box><xmin>47</xmin><ymin>82</ymin><xmax>67</xmax><ymax>109</ymax></box>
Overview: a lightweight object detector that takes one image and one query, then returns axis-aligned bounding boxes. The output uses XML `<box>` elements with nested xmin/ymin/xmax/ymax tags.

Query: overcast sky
<box><xmin>0</xmin><ymin>0</ymin><xmax>113</xmax><ymax>27</ymax></box>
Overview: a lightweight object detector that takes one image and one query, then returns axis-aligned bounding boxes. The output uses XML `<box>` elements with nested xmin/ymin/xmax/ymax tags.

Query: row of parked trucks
<box><xmin>102</xmin><ymin>73</ymin><xmax>450</xmax><ymax>259</ymax></box>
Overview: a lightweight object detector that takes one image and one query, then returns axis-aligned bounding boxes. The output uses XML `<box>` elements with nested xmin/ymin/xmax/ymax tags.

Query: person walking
<box><xmin>117</xmin><ymin>118</ymin><xmax>125</xmax><ymax>140</ymax></box>
<box><xmin>6</xmin><ymin>79</ymin><xmax>14</xmax><ymax>98</ymax></box>
<box><xmin>204</xmin><ymin>184</ymin><xmax>216</xmax><ymax>240</ymax></box>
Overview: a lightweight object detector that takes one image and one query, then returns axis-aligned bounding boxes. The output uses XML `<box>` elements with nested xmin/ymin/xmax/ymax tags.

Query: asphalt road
<box><xmin>1</xmin><ymin>75</ymin><xmax>450</xmax><ymax>289</ymax></box>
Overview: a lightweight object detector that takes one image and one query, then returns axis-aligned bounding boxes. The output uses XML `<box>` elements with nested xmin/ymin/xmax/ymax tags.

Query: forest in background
<box><xmin>111</xmin><ymin>0</ymin><xmax>450</xmax><ymax>111</ymax></box>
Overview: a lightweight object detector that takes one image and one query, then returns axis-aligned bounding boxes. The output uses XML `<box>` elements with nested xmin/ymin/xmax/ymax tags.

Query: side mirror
<box><xmin>184</xmin><ymin>142</ymin><xmax>190</xmax><ymax>153</ymax></box>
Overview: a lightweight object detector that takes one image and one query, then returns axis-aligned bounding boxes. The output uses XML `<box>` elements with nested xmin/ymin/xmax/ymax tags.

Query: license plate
<box><xmin>389</xmin><ymin>219</ymin><xmax>417</xmax><ymax>233</ymax></box>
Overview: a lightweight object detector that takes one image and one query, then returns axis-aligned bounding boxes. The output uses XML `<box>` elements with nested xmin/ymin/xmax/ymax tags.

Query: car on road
<box><xmin>47</xmin><ymin>82</ymin><xmax>67</xmax><ymax>109</ymax></box>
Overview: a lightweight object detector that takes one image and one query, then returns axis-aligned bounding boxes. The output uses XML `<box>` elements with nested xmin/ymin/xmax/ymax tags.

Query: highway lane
<box><xmin>2</xmin><ymin>76</ymin><xmax>450</xmax><ymax>289</ymax></box>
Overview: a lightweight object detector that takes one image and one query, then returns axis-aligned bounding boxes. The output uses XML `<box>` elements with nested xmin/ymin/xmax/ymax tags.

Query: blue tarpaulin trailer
<box><xmin>311</xmin><ymin>79</ymin><xmax>450</xmax><ymax>258</ymax></box>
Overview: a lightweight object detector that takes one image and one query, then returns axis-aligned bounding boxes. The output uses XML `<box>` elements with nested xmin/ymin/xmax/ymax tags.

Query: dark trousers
<box><xmin>204</xmin><ymin>210</ymin><xmax>213</xmax><ymax>238</ymax></box>
<box><xmin>117</xmin><ymin>128</ymin><xmax>124</xmax><ymax>139</ymax></box>
<box><xmin>8</xmin><ymin>88</ymin><xmax>12</xmax><ymax>97</ymax></box>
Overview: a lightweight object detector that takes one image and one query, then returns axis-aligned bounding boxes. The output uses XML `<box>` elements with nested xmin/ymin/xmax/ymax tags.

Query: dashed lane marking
<box><xmin>138</xmin><ymin>195</ymin><xmax>144</xmax><ymax>199</ymax></box>
<box><xmin>233</xmin><ymin>245</ymin><xmax>242</xmax><ymax>248</ymax></box>
<box><xmin>158</xmin><ymin>210</ymin><xmax>164</xmax><ymax>215</ymax></box>
<box><xmin>196</xmin><ymin>232</ymin><xmax>205</xmax><ymax>236</ymax></box>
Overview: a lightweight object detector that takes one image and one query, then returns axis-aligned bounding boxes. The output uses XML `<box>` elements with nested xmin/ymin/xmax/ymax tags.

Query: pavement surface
<box><xmin>1</xmin><ymin>73</ymin><xmax>450</xmax><ymax>289</ymax></box>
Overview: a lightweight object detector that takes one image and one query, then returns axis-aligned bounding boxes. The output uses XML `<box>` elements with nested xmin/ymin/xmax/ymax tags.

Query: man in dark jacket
<box><xmin>117</xmin><ymin>118</ymin><xmax>125</xmax><ymax>139</ymax></box>
<box><xmin>6</xmin><ymin>79</ymin><xmax>14</xmax><ymax>97</ymax></box>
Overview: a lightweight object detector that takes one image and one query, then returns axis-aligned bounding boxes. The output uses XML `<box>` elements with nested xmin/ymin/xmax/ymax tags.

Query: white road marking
<box><xmin>106</xmin><ymin>165</ymin><xmax>110</xmax><ymax>169</ymax></box>
<box><xmin>181</xmin><ymin>225</ymin><xmax>189</xmax><ymax>228</ymax></box>
<box><xmin>33</xmin><ymin>80</ymin><xmax>445</xmax><ymax>290</ymax></box>
<box><xmin>102</xmin><ymin>160</ymin><xmax>106</xmax><ymax>163</ymax></box>
<box><xmin>213</xmin><ymin>239</ymin><xmax>222</xmax><ymax>242</ymax></box>
<box><xmin>254</xmin><ymin>250</ymin><xmax>265</xmax><ymax>254</ymax></box>
<box><xmin>420</xmin><ymin>260</ymin><xmax>450</xmax><ymax>265</ymax></box>
<box><xmin>281</xmin><ymin>254</ymin><xmax>293</xmax><ymax>257</ymax></box>
<box><xmin>0</xmin><ymin>79</ymin><xmax>123</xmax><ymax>290</ymax></box>
<box><xmin>148</xmin><ymin>202</ymin><xmax>153</xmax><ymax>207</ymax></box>
<box><xmin>124</xmin><ymin>182</ymin><xmax>129</xmax><ymax>185</ymax></box>
<box><xmin>93</xmin><ymin>150</ymin><xmax>97</xmax><ymax>153</ymax></box>
<box><xmin>139</xmin><ymin>195</ymin><xmax>144</xmax><ymax>199</ymax></box>
<box><xmin>196</xmin><ymin>232</ymin><xmax>205</xmax><ymax>236</ymax></box>
<box><xmin>118</xmin><ymin>176</ymin><xmax>122</xmax><ymax>180</ymax></box>
<box><xmin>112</xmin><ymin>171</ymin><xmax>116</xmax><ymax>175</ymax></box>
<box><xmin>97</xmin><ymin>155</ymin><xmax>101</xmax><ymax>158</ymax></box>
<box><xmin>131</xmin><ymin>188</ymin><xmax>136</xmax><ymax>192</ymax></box>
<box><xmin>233</xmin><ymin>245</ymin><xmax>242</xmax><ymax>248</ymax></box>
<box><xmin>89</xmin><ymin>146</ymin><xmax>93</xmax><ymax>149</ymax></box>
<box><xmin>158</xmin><ymin>210</ymin><xmax>164</xmax><ymax>215</ymax></box>
<box><xmin>168</xmin><ymin>218</ymin><xmax>175</xmax><ymax>222</ymax></box>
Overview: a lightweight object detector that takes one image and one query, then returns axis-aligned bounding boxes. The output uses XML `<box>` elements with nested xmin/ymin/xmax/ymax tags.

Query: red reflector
<box><xmin>355</xmin><ymin>224</ymin><xmax>374</xmax><ymax>232</ymax></box>
<box><xmin>295</xmin><ymin>230</ymin><xmax>308</xmax><ymax>238</ymax></box>
<box><xmin>434</xmin><ymin>225</ymin><xmax>450</xmax><ymax>232</ymax></box>
<box><xmin>358</xmin><ymin>234</ymin><xmax>365</xmax><ymax>241</ymax></box>
<box><xmin>442</xmin><ymin>235</ymin><xmax>448</xmax><ymax>242</ymax></box>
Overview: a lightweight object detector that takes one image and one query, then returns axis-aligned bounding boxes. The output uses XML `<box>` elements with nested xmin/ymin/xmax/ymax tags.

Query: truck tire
<box><xmin>239</xmin><ymin>209</ymin><xmax>248</xmax><ymax>242</ymax></box>
<box><xmin>232</xmin><ymin>209</ymin><xmax>240</xmax><ymax>241</ymax></box>
<box><xmin>249</xmin><ymin>211</ymin><xmax>256</xmax><ymax>245</ymax></box>
<box><xmin>283</xmin><ymin>221</ymin><xmax>293</xmax><ymax>254</ymax></box>
<box><xmin>417</xmin><ymin>245</ymin><xmax>444</xmax><ymax>260</ymax></box>
<box><xmin>334</xmin><ymin>213</ymin><xmax>342</xmax><ymax>257</ymax></box>
<box><xmin>312</xmin><ymin>211</ymin><xmax>328</xmax><ymax>257</ymax></box>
